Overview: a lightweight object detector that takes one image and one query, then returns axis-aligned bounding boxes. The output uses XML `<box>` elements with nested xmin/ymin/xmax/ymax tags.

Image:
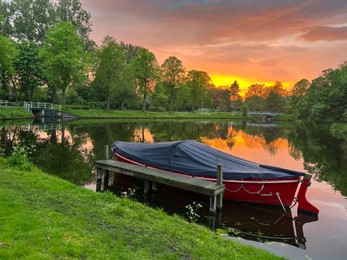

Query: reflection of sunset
<box><xmin>201</xmin><ymin>128</ymin><xmax>305</xmax><ymax>172</ymax></box>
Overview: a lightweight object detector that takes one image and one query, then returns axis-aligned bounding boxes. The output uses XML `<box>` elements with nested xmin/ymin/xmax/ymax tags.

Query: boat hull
<box><xmin>115</xmin><ymin>152</ymin><xmax>319</xmax><ymax>215</ymax></box>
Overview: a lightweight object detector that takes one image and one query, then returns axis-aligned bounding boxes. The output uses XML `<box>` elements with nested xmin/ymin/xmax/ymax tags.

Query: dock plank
<box><xmin>94</xmin><ymin>159</ymin><xmax>224</xmax><ymax>197</ymax></box>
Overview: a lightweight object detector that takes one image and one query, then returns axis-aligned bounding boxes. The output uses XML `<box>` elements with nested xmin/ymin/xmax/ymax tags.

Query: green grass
<box><xmin>0</xmin><ymin>107</ymin><xmax>33</xmax><ymax>120</ymax></box>
<box><xmin>64</xmin><ymin>108</ymin><xmax>246</xmax><ymax>119</ymax></box>
<box><xmin>0</xmin><ymin>156</ymin><xmax>283</xmax><ymax>259</ymax></box>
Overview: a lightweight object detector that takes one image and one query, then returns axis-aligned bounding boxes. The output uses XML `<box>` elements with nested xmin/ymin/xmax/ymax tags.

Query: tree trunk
<box><xmin>62</xmin><ymin>87</ymin><xmax>66</xmax><ymax>107</ymax></box>
<box><xmin>51</xmin><ymin>86</ymin><xmax>58</xmax><ymax>104</ymax></box>
<box><xmin>142</xmin><ymin>86</ymin><xmax>147</xmax><ymax>111</ymax></box>
<box><xmin>106</xmin><ymin>96</ymin><xmax>110</xmax><ymax>110</ymax></box>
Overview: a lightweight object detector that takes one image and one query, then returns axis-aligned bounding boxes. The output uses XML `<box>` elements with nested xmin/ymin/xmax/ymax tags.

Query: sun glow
<box><xmin>210</xmin><ymin>75</ymin><xmax>252</xmax><ymax>89</ymax></box>
<box><xmin>210</xmin><ymin>74</ymin><xmax>294</xmax><ymax>96</ymax></box>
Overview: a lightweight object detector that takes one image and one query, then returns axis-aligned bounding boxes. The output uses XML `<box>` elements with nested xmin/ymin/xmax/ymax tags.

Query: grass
<box><xmin>63</xmin><ymin>107</ymin><xmax>246</xmax><ymax>119</ymax></box>
<box><xmin>0</xmin><ymin>106</ymin><xmax>33</xmax><ymax>120</ymax></box>
<box><xmin>0</xmin><ymin>155</ymin><xmax>283</xmax><ymax>259</ymax></box>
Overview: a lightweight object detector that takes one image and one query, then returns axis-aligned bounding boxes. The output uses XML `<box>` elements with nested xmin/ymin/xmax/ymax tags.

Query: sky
<box><xmin>80</xmin><ymin>0</ymin><xmax>347</xmax><ymax>90</ymax></box>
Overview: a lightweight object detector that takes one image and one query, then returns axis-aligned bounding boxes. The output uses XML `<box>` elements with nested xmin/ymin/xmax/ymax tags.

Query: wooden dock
<box><xmin>94</xmin><ymin>159</ymin><xmax>225</xmax><ymax>213</ymax></box>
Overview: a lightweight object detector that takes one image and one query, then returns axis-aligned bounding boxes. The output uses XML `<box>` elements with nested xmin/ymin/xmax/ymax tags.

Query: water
<box><xmin>1</xmin><ymin>119</ymin><xmax>346</xmax><ymax>259</ymax></box>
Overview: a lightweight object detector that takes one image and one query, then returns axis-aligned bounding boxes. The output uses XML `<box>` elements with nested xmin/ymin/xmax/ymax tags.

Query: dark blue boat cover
<box><xmin>112</xmin><ymin>140</ymin><xmax>304</xmax><ymax>180</ymax></box>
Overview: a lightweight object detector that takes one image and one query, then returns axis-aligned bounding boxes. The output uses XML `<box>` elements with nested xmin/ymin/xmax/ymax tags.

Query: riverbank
<box><xmin>0</xmin><ymin>155</ymin><xmax>282</xmax><ymax>259</ymax></box>
<box><xmin>0</xmin><ymin>106</ymin><xmax>33</xmax><ymax>120</ymax></box>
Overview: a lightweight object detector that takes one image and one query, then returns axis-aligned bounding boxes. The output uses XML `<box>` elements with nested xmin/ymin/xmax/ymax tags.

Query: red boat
<box><xmin>112</xmin><ymin>140</ymin><xmax>319</xmax><ymax>215</ymax></box>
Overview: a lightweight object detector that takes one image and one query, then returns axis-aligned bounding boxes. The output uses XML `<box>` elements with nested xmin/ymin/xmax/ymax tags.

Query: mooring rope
<box><xmin>225</xmin><ymin>183</ymin><xmax>265</xmax><ymax>194</ymax></box>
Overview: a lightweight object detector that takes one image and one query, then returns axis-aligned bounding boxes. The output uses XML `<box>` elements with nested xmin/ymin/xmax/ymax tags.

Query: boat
<box><xmin>112</xmin><ymin>140</ymin><xmax>319</xmax><ymax>215</ymax></box>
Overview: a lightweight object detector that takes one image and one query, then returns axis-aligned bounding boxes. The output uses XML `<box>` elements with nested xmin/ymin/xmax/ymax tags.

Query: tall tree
<box><xmin>3</xmin><ymin>0</ymin><xmax>55</xmax><ymax>44</ymax></box>
<box><xmin>297</xmin><ymin>63</ymin><xmax>347</xmax><ymax>123</ymax></box>
<box><xmin>290</xmin><ymin>79</ymin><xmax>310</xmax><ymax>112</ymax></box>
<box><xmin>39</xmin><ymin>21</ymin><xmax>85</xmax><ymax>106</ymax></box>
<box><xmin>265</xmin><ymin>90</ymin><xmax>287</xmax><ymax>112</ymax></box>
<box><xmin>14</xmin><ymin>41</ymin><xmax>43</xmax><ymax>100</ymax></box>
<box><xmin>93</xmin><ymin>36</ymin><xmax>135</xmax><ymax>109</ymax></box>
<box><xmin>186</xmin><ymin>70</ymin><xmax>211</xmax><ymax>111</ymax></box>
<box><xmin>211</xmin><ymin>87</ymin><xmax>231</xmax><ymax>112</ymax></box>
<box><xmin>2</xmin><ymin>0</ymin><xmax>93</xmax><ymax>47</ymax></box>
<box><xmin>131</xmin><ymin>48</ymin><xmax>159</xmax><ymax>111</ymax></box>
<box><xmin>161</xmin><ymin>56</ymin><xmax>185</xmax><ymax>112</ymax></box>
<box><xmin>229</xmin><ymin>80</ymin><xmax>241</xmax><ymax>111</ymax></box>
<box><xmin>0</xmin><ymin>35</ymin><xmax>18</xmax><ymax>100</ymax></box>
<box><xmin>244</xmin><ymin>83</ymin><xmax>265</xmax><ymax>99</ymax></box>
<box><xmin>55</xmin><ymin>0</ymin><xmax>94</xmax><ymax>49</ymax></box>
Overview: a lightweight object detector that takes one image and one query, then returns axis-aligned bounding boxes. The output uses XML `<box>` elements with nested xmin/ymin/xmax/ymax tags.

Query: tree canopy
<box><xmin>39</xmin><ymin>21</ymin><xmax>86</xmax><ymax>106</ymax></box>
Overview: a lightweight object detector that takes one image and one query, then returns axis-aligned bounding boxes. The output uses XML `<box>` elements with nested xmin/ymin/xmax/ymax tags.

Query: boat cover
<box><xmin>112</xmin><ymin>140</ymin><xmax>305</xmax><ymax>180</ymax></box>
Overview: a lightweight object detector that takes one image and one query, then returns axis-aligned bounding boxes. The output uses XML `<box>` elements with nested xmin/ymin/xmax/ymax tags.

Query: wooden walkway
<box><xmin>94</xmin><ymin>159</ymin><xmax>225</xmax><ymax>213</ymax></box>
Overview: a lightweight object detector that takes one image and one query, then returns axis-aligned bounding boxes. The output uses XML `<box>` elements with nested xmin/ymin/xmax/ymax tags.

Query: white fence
<box><xmin>0</xmin><ymin>100</ymin><xmax>9</xmax><ymax>107</ymax></box>
<box><xmin>23</xmin><ymin>101</ymin><xmax>61</xmax><ymax>111</ymax></box>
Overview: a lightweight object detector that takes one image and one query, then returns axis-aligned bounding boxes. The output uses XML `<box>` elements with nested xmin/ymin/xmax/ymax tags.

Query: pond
<box><xmin>1</xmin><ymin>119</ymin><xmax>346</xmax><ymax>259</ymax></box>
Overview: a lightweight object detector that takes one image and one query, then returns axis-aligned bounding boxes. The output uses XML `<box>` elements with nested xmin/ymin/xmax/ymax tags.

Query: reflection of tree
<box><xmin>31</xmin><ymin>126</ymin><xmax>94</xmax><ymax>185</ymax></box>
<box><xmin>0</xmin><ymin>126</ymin><xmax>39</xmax><ymax>156</ymax></box>
<box><xmin>288</xmin><ymin>124</ymin><xmax>347</xmax><ymax>196</ymax></box>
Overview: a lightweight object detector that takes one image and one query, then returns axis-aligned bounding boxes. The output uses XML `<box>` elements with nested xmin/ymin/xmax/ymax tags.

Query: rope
<box><xmin>225</xmin><ymin>183</ymin><xmax>265</xmax><ymax>194</ymax></box>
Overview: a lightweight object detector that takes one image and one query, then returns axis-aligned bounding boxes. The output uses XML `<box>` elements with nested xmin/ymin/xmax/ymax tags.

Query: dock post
<box><xmin>103</xmin><ymin>145</ymin><xmax>110</xmax><ymax>191</ymax></box>
<box><xmin>96</xmin><ymin>167</ymin><xmax>102</xmax><ymax>192</ymax></box>
<box><xmin>216</xmin><ymin>164</ymin><xmax>223</xmax><ymax>210</ymax></box>
<box><xmin>210</xmin><ymin>196</ymin><xmax>217</xmax><ymax>213</ymax></box>
<box><xmin>144</xmin><ymin>180</ymin><xmax>151</xmax><ymax>194</ymax></box>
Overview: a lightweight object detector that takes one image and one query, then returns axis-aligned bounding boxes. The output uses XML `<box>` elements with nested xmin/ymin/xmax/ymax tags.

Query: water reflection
<box><xmin>1</xmin><ymin>120</ymin><xmax>345</xmax><ymax>199</ymax></box>
<box><xmin>112</xmin><ymin>175</ymin><xmax>318</xmax><ymax>249</ymax></box>
<box><xmin>1</xmin><ymin>119</ymin><xmax>346</xmax><ymax>257</ymax></box>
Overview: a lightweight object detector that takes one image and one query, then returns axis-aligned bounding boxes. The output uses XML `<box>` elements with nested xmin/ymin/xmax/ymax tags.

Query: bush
<box><xmin>7</xmin><ymin>149</ymin><xmax>35</xmax><ymax>171</ymax></box>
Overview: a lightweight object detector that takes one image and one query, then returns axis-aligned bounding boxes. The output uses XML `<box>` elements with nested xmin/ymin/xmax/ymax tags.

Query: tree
<box><xmin>161</xmin><ymin>56</ymin><xmax>185</xmax><ymax>112</ymax></box>
<box><xmin>265</xmin><ymin>81</ymin><xmax>287</xmax><ymax>97</ymax></box>
<box><xmin>245</xmin><ymin>95</ymin><xmax>265</xmax><ymax>111</ymax></box>
<box><xmin>211</xmin><ymin>87</ymin><xmax>231</xmax><ymax>112</ymax></box>
<box><xmin>290</xmin><ymin>79</ymin><xmax>310</xmax><ymax>112</ymax></box>
<box><xmin>3</xmin><ymin>0</ymin><xmax>55</xmax><ymax>44</ymax></box>
<box><xmin>55</xmin><ymin>0</ymin><xmax>94</xmax><ymax>49</ymax></box>
<box><xmin>229</xmin><ymin>80</ymin><xmax>241</xmax><ymax>111</ymax></box>
<box><xmin>2</xmin><ymin>0</ymin><xmax>93</xmax><ymax>48</ymax></box>
<box><xmin>265</xmin><ymin>90</ymin><xmax>287</xmax><ymax>112</ymax></box>
<box><xmin>93</xmin><ymin>36</ymin><xmax>135</xmax><ymax>109</ymax></box>
<box><xmin>14</xmin><ymin>41</ymin><xmax>43</xmax><ymax>100</ymax></box>
<box><xmin>131</xmin><ymin>48</ymin><xmax>159</xmax><ymax>111</ymax></box>
<box><xmin>186</xmin><ymin>70</ymin><xmax>211</xmax><ymax>111</ymax></box>
<box><xmin>245</xmin><ymin>83</ymin><xmax>265</xmax><ymax>99</ymax></box>
<box><xmin>39</xmin><ymin>21</ymin><xmax>86</xmax><ymax>106</ymax></box>
<box><xmin>296</xmin><ymin>63</ymin><xmax>347</xmax><ymax>123</ymax></box>
<box><xmin>0</xmin><ymin>35</ymin><xmax>18</xmax><ymax>99</ymax></box>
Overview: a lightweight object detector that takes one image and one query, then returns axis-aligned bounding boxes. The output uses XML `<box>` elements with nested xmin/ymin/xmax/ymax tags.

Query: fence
<box><xmin>23</xmin><ymin>101</ymin><xmax>61</xmax><ymax>111</ymax></box>
<box><xmin>0</xmin><ymin>100</ymin><xmax>9</xmax><ymax>107</ymax></box>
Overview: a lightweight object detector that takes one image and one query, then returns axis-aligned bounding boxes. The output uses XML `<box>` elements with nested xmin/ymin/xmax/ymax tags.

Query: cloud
<box><xmin>81</xmin><ymin>0</ymin><xmax>347</xmax><ymax>85</ymax></box>
<box><xmin>300</xmin><ymin>26</ymin><xmax>347</xmax><ymax>41</ymax></box>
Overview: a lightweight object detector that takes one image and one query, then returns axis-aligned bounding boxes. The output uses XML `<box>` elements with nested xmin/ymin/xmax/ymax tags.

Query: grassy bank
<box><xmin>64</xmin><ymin>108</ymin><xmax>245</xmax><ymax>119</ymax></box>
<box><xmin>0</xmin><ymin>156</ymin><xmax>282</xmax><ymax>259</ymax></box>
<box><xmin>0</xmin><ymin>107</ymin><xmax>33</xmax><ymax>120</ymax></box>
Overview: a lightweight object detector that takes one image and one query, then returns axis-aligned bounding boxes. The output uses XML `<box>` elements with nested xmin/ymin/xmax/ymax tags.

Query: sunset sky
<box><xmin>80</xmin><ymin>0</ymin><xmax>347</xmax><ymax>90</ymax></box>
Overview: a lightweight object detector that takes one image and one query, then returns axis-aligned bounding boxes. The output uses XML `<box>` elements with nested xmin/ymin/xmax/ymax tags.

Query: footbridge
<box><xmin>249</xmin><ymin>111</ymin><xmax>279</xmax><ymax>121</ymax></box>
<box><xmin>23</xmin><ymin>101</ymin><xmax>62</xmax><ymax>121</ymax></box>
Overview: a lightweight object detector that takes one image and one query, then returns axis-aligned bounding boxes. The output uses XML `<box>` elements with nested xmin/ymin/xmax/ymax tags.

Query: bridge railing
<box><xmin>0</xmin><ymin>100</ymin><xmax>9</xmax><ymax>107</ymax></box>
<box><xmin>23</xmin><ymin>101</ymin><xmax>61</xmax><ymax>111</ymax></box>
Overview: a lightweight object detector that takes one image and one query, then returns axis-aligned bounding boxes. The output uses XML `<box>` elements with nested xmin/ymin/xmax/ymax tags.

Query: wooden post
<box><xmin>144</xmin><ymin>180</ymin><xmax>151</xmax><ymax>194</ymax></box>
<box><xmin>103</xmin><ymin>145</ymin><xmax>110</xmax><ymax>191</ymax></box>
<box><xmin>152</xmin><ymin>182</ymin><xmax>157</xmax><ymax>192</ymax></box>
<box><xmin>96</xmin><ymin>167</ymin><xmax>102</xmax><ymax>192</ymax></box>
<box><xmin>216</xmin><ymin>164</ymin><xmax>223</xmax><ymax>210</ymax></box>
<box><xmin>210</xmin><ymin>196</ymin><xmax>216</xmax><ymax>213</ymax></box>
